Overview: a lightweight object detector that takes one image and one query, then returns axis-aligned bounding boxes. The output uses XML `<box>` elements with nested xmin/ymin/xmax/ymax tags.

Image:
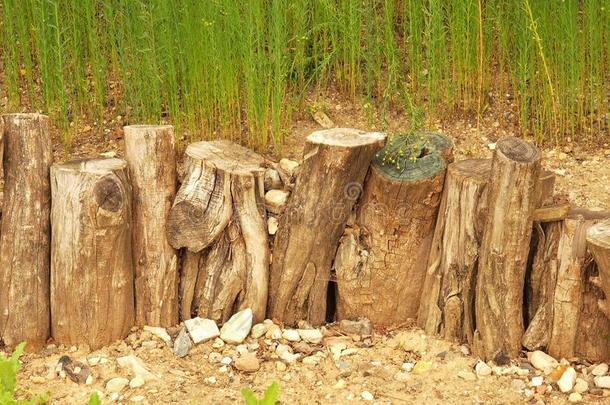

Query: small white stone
<box><xmin>282</xmin><ymin>329</ymin><xmax>301</xmax><ymax>342</ymax></box>
<box><xmin>275</xmin><ymin>361</ymin><xmax>287</xmax><ymax>372</ymax></box>
<box><xmin>208</xmin><ymin>352</ymin><xmax>222</xmax><ymax>363</ymax></box>
<box><xmin>264</xmin><ymin>168</ymin><xmax>282</xmax><ymax>190</ymax></box>
<box><xmin>568</xmin><ymin>392</ymin><xmax>582</xmax><ymax>403</ymax></box>
<box><xmin>279</xmin><ymin>158</ymin><xmax>299</xmax><ymax>178</ymax></box>
<box><xmin>557</xmin><ymin>367</ymin><xmax>577</xmax><ymax>393</ymax></box>
<box><xmin>530</xmin><ymin>376</ymin><xmax>544</xmax><ymax>387</ymax></box>
<box><xmin>276</xmin><ymin>344</ymin><xmax>292</xmax><ymax>357</ymax></box>
<box><xmin>110</xmin><ymin>393</ymin><xmax>119</xmax><ymax>401</ymax></box>
<box><xmin>251</xmin><ymin>323</ymin><xmax>267</xmax><ymax>339</ymax></box>
<box><xmin>106</xmin><ymin>377</ymin><xmax>129</xmax><ymax>393</ymax></box>
<box><xmin>265</xmin><ymin>190</ymin><xmax>290</xmax><ymax>215</ymax></box>
<box><xmin>184</xmin><ymin>317</ymin><xmax>220</xmax><ymax>344</ymax></box>
<box><xmin>88</xmin><ymin>357</ymin><xmax>100</xmax><ymax>366</ymax></box>
<box><xmin>131</xmin><ymin>395</ymin><xmax>145</xmax><ymax>403</ymax></box>
<box><xmin>117</xmin><ymin>355</ymin><xmax>158</xmax><ymax>382</ymax></box>
<box><xmin>302</xmin><ymin>356</ymin><xmax>320</xmax><ymax>365</ymax></box>
<box><xmin>279</xmin><ymin>351</ymin><xmax>300</xmax><ymax>364</ymax></box>
<box><xmin>85</xmin><ymin>375</ymin><xmax>94</xmax><ymax>385</ymax></box>
<box><xmin>402</xmin><ymin>362</ymin><xmax>414</xmax><ymax>372</ymax></box>
<box><xmin>143</xmin><ymin>326</ymin><xmax>171</xmax><ymax>345</ymax></box>
<box><xmin>221</xmin><ymin>357</ymin><xmax>232</xmax><ymax>365</ymax></box>
<box><xmin>592</xmin><ymin>363</ymin><xmax>609</xmax><ymax>376</ymax></box>
<box><xmin>204</xmin><ymin>376</ymin><xmax>217</xmax><ymax>385</ymax></box>
<box><xmin>475</xmin><ymin>361</ymin><xmax>492</xmax><ymax>377</ymax></box>
<box><xmin>528</xmin><ymin>351</ymin><xmax>558</xmax><ymax>371</ymax></box>
<box><xmin>361</xmin><ymin>391</ymin><xmax>374</xmax><ymax>401</ymax></box>
<box><xmin>129</xmin><ymin>376</ymin><xmax>145</xmax><ymax>389</ymax></box>
<box><xmin>341</xmin><ymin>348</ymin><xmax>358</xmax><ymax>357</ymax></box>
<box><xmin>220</xmin><ymin>309</ymin><xmax>253</xmax><ymax>344</ymax></box>
<box><xmin>574</xmin><ymin>378</ymin><xmax>588</xmax><ymax>393</ymax></box>
<box><xmin>594</xmin><ymin>375</ymin><xmax>610</xmax><ymax>388</ymax></box>
<box><xmin>267</xmin><ymin>217</ymin><xmax>279</xmax><ymax>235</ymax></box>
<box><xmin>298</xmin><ymin>329</ymin><xmax>323</xmax><ymax>344</ymax></box>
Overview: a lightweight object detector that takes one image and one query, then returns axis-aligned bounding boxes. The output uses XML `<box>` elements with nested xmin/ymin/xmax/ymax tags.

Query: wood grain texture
<box><xmin>587</xmin><ymin>218</ymin><xmax>610</xmax><ymax>318</ymax></box>
<box><xmin>269</xmin><ymin>128</ymin><xmax>386</xmax><ymax>326</ymax></box>
<box><xmin>0</xmin><ymin>113</ymin><xmax>52</xmax><ymax>350</ymax></box>
<box><xmin>473</xmin><ymin>136</ymin><xmax>541</xmax><ymax>360</ymax></box>
<box><xmin>50</xmin><ymin>158</ymin><xmax>134</xmax><ymax>350</ymax></box>
<box><xmin>124</xmin><ymin>125</ymin><xmax>179</xmax><ymax>327</ymax></box>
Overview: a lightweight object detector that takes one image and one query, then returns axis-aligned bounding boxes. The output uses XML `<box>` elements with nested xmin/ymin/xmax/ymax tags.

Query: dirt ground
<box><xmin>4</xmin><ymin>95</ymin><xmax>610</xmax><ymax>405</ymax></box>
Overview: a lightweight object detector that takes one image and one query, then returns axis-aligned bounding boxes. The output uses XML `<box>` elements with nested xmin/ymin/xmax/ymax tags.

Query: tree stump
<box><xmin>50</xmin><ymin>158</ymin><xmax>134</xmax><ymax>350</ymax></box>
<box><xmin>0</xmin><ymin>113</ymin><xmax>53</xmax><ymax>350</ymax></box>
<box><xmin>473</xmin><ymin>136</ymin><xmax>541</xmax><ymax>360</ymax></box>
<box><xmin>168</xmin><ymin>141</ymin><xmax>269</xmax><ymax>324</ymax></box>
<box><xmin>587</xmin><ymin>219</ymin><xmax>610</xmax><ymax>319</ymax></box>
<box><xmin>269</xmin><ymin>128</ymin><xmax>386</xmax><ymax>326</ymax></box>
<box><xmin>333</xmin><ymin>132</ymin><xmax>452</xmax><ymax>325</ymax></box>
<box><xmin>417</xmin><ymin>159</ymin><xmax>490</xmax><ymax>342</ymax></box>
<box><xmin>124</xmin><ymin>125</ymin><xmax>179</xmax><ymax>327</ymax></box>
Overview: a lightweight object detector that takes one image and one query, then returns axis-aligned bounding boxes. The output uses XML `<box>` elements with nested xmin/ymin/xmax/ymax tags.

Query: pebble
<box><xmin>402</xmin><ymin>362</ymin><xmax>414</xmax><ymax>372</ymax></box>
<box><xmin>475</xmin><ymin>361</ymin><xmax>492</xmax><ymax>377</ymax></box>
<box><xmin>220</xmin><ymin>308</ymin><xmax>253</xmax><ymax>344</ymax></box>
<box><xmin>458</xmin><ymin>370</ymin><xmax>477</xmax><ymax>381</ymax></box>
<box><xmin>204</xmin><ymin>376</ymin><xmax>217</xmax><ymax>385</ymax></box>
<box><xmin>265</xmin><ymin>190</ymin><xmax>290</xmax><ymax>214</ymax></box>
<box><xmin>85</xmin><ymin>375</ymin><xmax>94</xmax><ymax>385</ymax></box>
<box><xmin>131</xmin><ymin>395</ymin><xmax>145</xmax><ymax>403</ymax></box>
<box><xmin>558</xmin><ymin>367</ymin><xmax>577</xmax><ymax>393</ymax></box>
<box><xmin>333</xmin><ymin>379</ymin><xmax>346</xmax><ymax>389</ymax></box>
<box><xmin>30</xmin><ymin>376</ymin><xmax>46</xmax><ymax>384</ymax></box>
<box><xmin>173</xmin><ymin>328</ymin><xmax>192</xmax><ymax>358</ymax></box>
<box><xmin>212</xmin><ymin>337</ymin><xmax>225</xmax><ymax>349</ymax></box>
<box><xmin>267</xmin><ymin>217</ymin><xmax>279</xmax><ymax>235</ymax></box>
<box><xmin>594</xmin><ymin>375</ymin><xmax>610</xmax><ymax>388</ymax></box>
<box><xmin>208</xmin><ymin>352</ymin><xmax>222</xmax><ymax>363</ymax></box>
<box><xmin>298</xmin><ymin>329</ymin><xmax>323</xmax><ymax>344</ymax></box>
<box><xmin>302</xmin><ymin>356</ymin><xmax>320</xmax><ymax>365</ymax></box>
<box><xmin>511</xmin><ymin>379</ymin><xmax>526</xmax><ymax>392</ymax></box>
<box><xmin>279</xmin><ymin>158</ymin><xmax>299</xmax><ymax>178</ymax></box>
<box><xmin>530</xmin><ymin>376</ymin><xmax>544</xmax><ymax>387</ymax></box>
<box><xmin>221</xmin><ymin>357</ymin><xmax>232</xmax><ymax>365</ymax></box>
<box><xmin>251</xmin><ymin>323</ymin><xmax>267</xmax><ymax>339</ymax></box>
<box><xmin>361</xmin><ymin>391</ymin><xmax>374</xmax><ymax>401</ymax></box>
<box><xmin>184</xmin><ymin>317</ymin><xmax>220</xmax><ymax>344</ymax></box>
<box><xmin>88</xmin><ymin>357</ymin><xmax>100</xmax><ymax>366</ymax></box>
<box><xmin>279</xmin><ymin>351</ymin><xmax>300</xmax><ymax>364</ymax></box>
<box><xmin>282</xmin><ymin>329</ymin><xmax>301</xmax><ymax>342</ymax></box>
<box><xmin>264</xmin><ymin>168</ymin><xmax>282</xmax><ymax>190</ymax></box>
<box><xmin>234</xmin><ymin>352</ymin><xmax>260</xmax><ymax>372</ymax></box>
<box><xmin>129</xmin><ymin>376</ymin><xmax>145</xmax><ymax>389</ymax></box>
<box><xmin>574</xmin><ymin>378</ymin><xmax>589</xmax><ymax>393</ymax></box>
<box><xmin>266</xmin><ymin>325</ymin><xmax>282</xmax><ymax>340</ymax></box>
<box><xmin>117</xmin><ymin>355</ymin><xmax>157</xmax><ymax>382</ymax></box>
<box><xmin>106</xmin><ymin>377</ymin><xmax>129</xmax><ymax>393</ymax></box>
<box><xmin>568</xmin><ymin>392</ymin><xmax>583</xmax><ymax>403</ymax></box>
<box><xmin>140</xmin><ymin>340</ymin><xmax>158</xmax><ymax>350</ymax></box>
<box><xmin>276</xmin><ymin>361</ymin><xmax>287</xmax><ymax>372</ymax></box>
<box><xmin>528</xmin><ymin>351</ymin><xmax>558</xmax><ymax>371</ymax></box>
<box><xmin>592</xmin><ymin>363</ymin><xmax>609</xmax><ymax>376</ymax></box>
<box><xmin>276</xmin><ymin>344</ymin><xmax>292</xmax><ymax>357</ymax></box>
<box><xmin>142</xmin><ymin>326</ymin><xmax>171</xmax><ymax>345</ymax></box>
<box><xmin>339</xmin><ymin>319</ymin><xmax>372</xmax><ymax>336</ymax></box>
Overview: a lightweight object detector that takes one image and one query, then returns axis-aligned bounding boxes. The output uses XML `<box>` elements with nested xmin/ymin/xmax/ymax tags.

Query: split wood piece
<box><xmin>537</xmin><ymin>169</ymin><xmax>556</xmax><ymax>206</ymax></box>
<box><xmin>417</xmin><ymin>159</ymin><xmax>490</xmax><ymax>343</ymax></box>
<box><xmin>587</xmin><ymin>218</ymin><xmax>610</xmax><ymax>318</ymax></box>
<box><xmin>532</xmin><ymin>203</ymin><xmax>571</xmax><ymax>223</ymax></box>
<box><xmin>0</xmin><ymin>114</ymin><xmax>53</xmax><ymax>350</ymax></box>
<box><xmin>50</xmin><ymin>158</ymin><xmax>134</xmax><ymax>350</ymax></box>
<box><xmin>269</xmin><ymin>128</ymin><xmax>386</xmax><ymax>326</ymax></box>
<box><xmin>473</xmin><ymin>136</ymin><xmax>541</xmax><ymax>361</ymax></box>
<box><xmin>333</xmin><ymin>132</ymin><xmax>452</xmax><ymax>325</ymax></box>
<box><xmin>170</xmin><ymin>141</ymin><xmax>269</xmax><ymax>323</ymax></box>
<box><xmin>124</xmin><ymin>125</ymin><xmax>179</xmax><ymax>327</ymax></box>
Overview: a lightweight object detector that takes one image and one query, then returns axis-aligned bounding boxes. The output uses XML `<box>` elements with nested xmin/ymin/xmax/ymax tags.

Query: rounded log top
<box><xmin>124</xmin><ymin>124</ymin><xmax>174</xmax><ymax>133</ymax></box>
<box><xmin>307</xmin><ymin>128</ymin><xmax>386</xmax><ymax>147</ymax></box>
<box><xmin>497</xmin><ymin>136</ymin><xmax>540</xmax><ymax>163</ymax></box>
<box><xmin>587</xmin><ymin>218</ymin><xmax>610</xmax><ymax>249</ymax></box>
<box><xmin>2</xmin><ymin>112</ymin><xmax>49</xmax><ymax>121</ymax></box>
<box><xmin>186</xmin><ymin>140</ymin><xmax>265</xmax><ymax>174</ymax></box>
<box><xmin>450</xmin><ymin>158</ymin><xmax>491</xmax><ymax>180</ymax></box>
<box><xmin>53</xmin><ymin>158</ymin><xmax>127</xmax><ymax>174</ymax></box>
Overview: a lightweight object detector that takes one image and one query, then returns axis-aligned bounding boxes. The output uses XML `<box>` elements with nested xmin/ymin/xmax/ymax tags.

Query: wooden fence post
<box><xmin>124</xmin><ymin>125</ymin><xmax>179</xmax><ymax>327</ymax></box>
<box><xmin>50</xmin><ymin>158</ymin><xmax>134</xmax><ymax>349</ymax></box>
<box><xmin>0</xmin><ymin>113</ymin><xmax>52</xmax><ymax>350</ymax></box>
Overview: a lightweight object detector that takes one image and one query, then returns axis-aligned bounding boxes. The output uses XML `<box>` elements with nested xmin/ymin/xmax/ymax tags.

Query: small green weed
<box><xmin>241</xmin><ymin>381</ymin><xmax>279</xmax><ymax>405</ymax></box>
<box><xmin>0</xmin><ymin>342</ymin><xmax>46</xmax><ymax>405</ymax></box>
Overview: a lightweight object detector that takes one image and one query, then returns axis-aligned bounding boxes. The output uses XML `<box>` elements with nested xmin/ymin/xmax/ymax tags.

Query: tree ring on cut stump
<box><xmin>497</xmin><ymin>136</ymin><xmax>540</xmax><ymax>163</ymax></box>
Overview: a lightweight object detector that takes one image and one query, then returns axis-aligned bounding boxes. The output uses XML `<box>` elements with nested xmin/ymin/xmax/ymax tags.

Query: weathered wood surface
<box><xmin>50</xmin><ymin>158</ymin><xmax>134</xmax><ymax>350</ymax></box>
<box><xmin>334</xmin><ymin>132</ymin><xmax>453</xmax><ymax>325</ymax></box>
<box><xmin>0</xmin><ymin>113</ymin><xmax>53</xmax><ymax>350</ymax></box>
<box><xmin>417</xmin><ymin>159</ymin><xmax>490</xmax><ymax>342</ymax></box>
<box><xmin>124</xmin><ymin>125</ymin><xmax>179</xmax><ymax>327</ymax></box>
<box><xmin>473</xmin><ymin>136</ymin><xmax>541</xmax><ymax>360</ymax></box>
<box><xmin>269</xmin><ymin>128</ymin><xmax>386</xmax><ymax>326</ymax></box>
<box><xmin>587</xmin><ymin>218</ymin><xmax>610</xmax><ymax>318</ymax></box>
<box><xmin>171</xmin><ymin>141</ymin><xmax>269</xmax><ymax>324</ymax></box>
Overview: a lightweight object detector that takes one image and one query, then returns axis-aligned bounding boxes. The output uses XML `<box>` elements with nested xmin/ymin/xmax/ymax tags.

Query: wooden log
<box><xmin>417</xmin><ymin>159</ymin><xmax>490</xmax><ymax>342</ymax></box>
<box><xmin>124</xmin><ymin>125</ymin><xmax>179</xmax><ymax>327</ymax></box>
<box><xmin>0</xmin><ymin>113</ymin><xmax>52</xmax><ymax>350</ymax></box>
<box><xmin>473</xmin><ymin>136</ymin><xmax>541</xmax><ymax>360</ymax></box>
<box><xmin>537</xmin><ymin>169</ymin><xmax>555</xmax><ymax>206</ymax></box>
<box><xmin>587</xmin><ymin>218</ymin><xmax>610</xmax><ymax>318</ymax></box>
<box><xmin>169</xmin><ymin>141</ymin><xmax>269</xmax><ymax>323</ymax></box>
<box><xmin>333</xmin><ymin>132</ymin><xmax>452</xmax><ymax>325</ymax></box>
<box><xmin>269</xmin><ymin>128</ymin><xmax>386</xmax><ymax>326</ymax></box>
<box><xmin>50</xmin><ymin>158</ymin><xmax>134</xmax><ymax>350</ymax></box>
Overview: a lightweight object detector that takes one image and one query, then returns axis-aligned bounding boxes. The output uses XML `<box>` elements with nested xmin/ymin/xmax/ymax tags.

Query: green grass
<box><xmin>0</xmin><ymin>0</ymin><xmax>608</xmax><ymax>148</ymax></box>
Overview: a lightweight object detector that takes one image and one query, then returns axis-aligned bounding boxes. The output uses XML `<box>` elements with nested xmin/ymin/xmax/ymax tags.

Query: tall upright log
<box><xmin>587</xmin><ymin>219</ymin><xmax>610</xmax><ymax>319</ymax></box>
<box><xmin>417</xmin><ymin>159</ymin><xmax>490</xmax><ymax>342</ymax></box>
<box><xmin>167</xmin><ymin>141</ymin><xmax>269</xmax><ymax>323</ymax></box>
<box><xmin>124</xmin><ymin>125</ymin><xmax>179</xmax><ymax>327</ymax></box>
<box><xmin>333</xmin><ymin>132</ymin><xmax>452</xmax><ymax>325</ymax></box>
<box><xmin>50</xmin><ymin>158</ymin><xmax>134</xmax><ymax>350</ymax></box>
<box><xmin>0</xmin><ymin>113</ymin><xmax>52</xmax><ymax>350</ymax></box>
<box><xmin>269</xmin><ymin>129</ymin><xmax>386</xmax><ymax>326</ymax></box>
<box><xmin>473</xmin><ymin>136</ymin><xmax>541</xmax><ymax>360</ymax></box>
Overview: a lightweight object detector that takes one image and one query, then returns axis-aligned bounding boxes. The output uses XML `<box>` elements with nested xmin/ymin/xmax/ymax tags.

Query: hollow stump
<box><xmin>50</xmin><ymin>158</ymin><xmax>134</xmax><ymax>350</ymax></box>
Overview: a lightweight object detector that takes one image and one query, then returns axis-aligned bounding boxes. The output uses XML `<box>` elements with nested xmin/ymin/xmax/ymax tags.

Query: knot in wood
<box><xmin>94</xmin><ymin>177</ymin><xmax>123</xmax><ymax>212</ymax></box>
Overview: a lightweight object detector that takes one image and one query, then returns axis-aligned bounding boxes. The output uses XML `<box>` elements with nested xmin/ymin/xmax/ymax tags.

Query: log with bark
<box><xmin>417</xmin><ymin>159</ymin><xmax>490</xmax><ymax>342</ymax></box>
<box><xmin>124</xmin><ymin>125</ymin><xmax>179</xmax><ymax>327</ymax></box>
<box><xmin>473</xmin><ymin>136</ymin><xmax>541</xmax><ymax>361</ymax></box>
<box><xmin>269</xmin><ymin>128</ymin><xmax>386</xmax><ymax>326</ymax></box>
<box><xmin>168</xmin><ymin>140</ymin><xmax>269</xmax><ymax>324</ymax></box>
<box><xmin>333</xmin><ymin>132</ymin><xmax>453</xmax><ymax>326</ymax></box>
<box><xmin>50</xmin><ymin>158</ymin><xmax>134</xmax><ymax>350</ymax></box>
<box><xmin>0</xmin><ymin>113</ymin><xmax>53</xmax><ymax>350</ymax></box>
<box><xmin>587</xmin><ymin>218</ymin><xmax>610</xmax><ymax>319</ymax></box>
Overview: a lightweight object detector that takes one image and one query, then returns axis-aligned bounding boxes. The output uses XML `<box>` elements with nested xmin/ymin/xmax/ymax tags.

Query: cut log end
<box><xmin>496</xmin><ymin>136</ymin><xmax>540</xmax><ymax>163</ymax></box>
<box><xmin>186</xmin><ymin>140</ymin><xmax>265</xmax><ymax>174</ymax></box>
<box><xmin>307</xmin><ymin>128</ymin><xmax>386</xmax><ymax>147</ymax></box>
